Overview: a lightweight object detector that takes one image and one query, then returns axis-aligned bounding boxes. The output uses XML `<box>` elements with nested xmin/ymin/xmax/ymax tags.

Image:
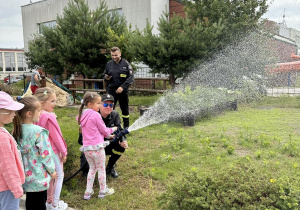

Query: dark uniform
<box><xmin>78</xmin><ymin>110</ymin><xmax>126</xmax><ymax>178</ymax></box>
<box><xmin>103</xmin><ymin>58</ymin><xmax>134</xmax><ymax>128</ymax></box>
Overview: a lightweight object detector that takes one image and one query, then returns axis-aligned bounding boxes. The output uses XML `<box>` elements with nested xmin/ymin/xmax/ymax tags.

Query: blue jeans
<box><xmin>0</xmin><ymin>190</ymin><xmax>20</xmax><ymax>210</ymax></box>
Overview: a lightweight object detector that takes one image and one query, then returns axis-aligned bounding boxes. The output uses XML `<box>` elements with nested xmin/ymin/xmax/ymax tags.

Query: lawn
<box><xmin>46</xmin><ymin>96</ymin><xmax>300</xmax><ymax>209</ymax></box>
<box><xmin>4</xmin><ymin>93</ymin><xmax>300</xmax><ymax>209</ymax></box>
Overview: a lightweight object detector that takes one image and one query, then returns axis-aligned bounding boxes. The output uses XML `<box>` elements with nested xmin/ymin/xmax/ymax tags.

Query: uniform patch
<box><xmin>122</xmin><ymin>67</ymin><xmax>127</xmax><ymax>69</ymax></box>
<box><xmin>120</xmin><ymin>74</ymin><xmax>127</xmax><ymax>77</ymax></box>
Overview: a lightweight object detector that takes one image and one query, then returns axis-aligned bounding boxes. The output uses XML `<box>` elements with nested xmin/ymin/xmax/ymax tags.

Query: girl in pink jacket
<box><xmin>0</xmin><ymin>91</ymin><xmax>25</xmax><ymax>209</ymax></box>
<box><xmin>35</xmin><ymin>87</ymin><xmax>68</xmax><ymax>210</ymax></box>
<box><xmin>78</xmin><ymin>92</ymin><xmax>117</xmax><ymax>200</ymax></box>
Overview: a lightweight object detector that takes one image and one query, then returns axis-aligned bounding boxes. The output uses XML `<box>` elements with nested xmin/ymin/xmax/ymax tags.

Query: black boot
<box><xmin>106</xmin><ymin>154</ymin><xmax>121</xmax><ymax>178</ymax></box>
<box><xmin>106</xmin><ymin>165</ymin><xmax>118</xmax><ymax>178</ymax></box>
<box><xmin>123</xmin><ymin>117</ymin><xmax>129</xmax><ymax>129</ymax></box>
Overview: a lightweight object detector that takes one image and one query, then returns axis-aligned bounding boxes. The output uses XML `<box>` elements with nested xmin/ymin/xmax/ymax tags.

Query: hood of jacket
<box><xmin>80</xmin><ymin>109</ymin><xmax>96</xmax><ymax>127</ymax></box>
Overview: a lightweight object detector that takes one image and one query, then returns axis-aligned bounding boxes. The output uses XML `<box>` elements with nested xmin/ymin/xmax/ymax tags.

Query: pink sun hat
<box><xmin>0</xmin><ymin>91</ymin><xmax>24</xmax><ymax>111</ymax></box>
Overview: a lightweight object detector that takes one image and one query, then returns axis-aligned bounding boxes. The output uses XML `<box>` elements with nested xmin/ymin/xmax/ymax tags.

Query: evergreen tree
<box><xmin>128</xmin><ymin>12</ymin><xmax>224</xmax><ymax>85</ymax></box>
<box><xmin>183</xmin><ymin>0</ymin><xmax>268</xmax><ymax>46</ymax></box>
<box><xmin>25</xmin><ymin>0</ymin><xmax>127</xmax><ymax>79</ymax></box>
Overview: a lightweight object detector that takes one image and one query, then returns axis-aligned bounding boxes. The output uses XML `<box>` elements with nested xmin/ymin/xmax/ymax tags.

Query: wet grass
<box><xmin>6</xmin><ymin>95</ymin><xmax>300</xmax><ymax>209</ymax></box>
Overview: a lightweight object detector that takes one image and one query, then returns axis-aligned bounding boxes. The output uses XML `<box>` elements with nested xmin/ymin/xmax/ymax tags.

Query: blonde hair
<box><xmin>12</xmin><ymin>96</ymin><xmax>40</xmax><ymax>141</ymax></box>
<box><xmin>78</xmin><ymin>92</ymin><xmax>101</xmax><ymax>125</ymax></box>
<box><xmin>35</xmin><ymin>87</ymin><xmax>55</xmax><ymax>102</ymax></box>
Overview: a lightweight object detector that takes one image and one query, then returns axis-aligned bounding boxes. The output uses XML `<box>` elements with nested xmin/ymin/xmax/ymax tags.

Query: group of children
<box><xmin>0</xmin><ymin>87</ymin><xmax>117</xmax><ymax>210</ymax></box>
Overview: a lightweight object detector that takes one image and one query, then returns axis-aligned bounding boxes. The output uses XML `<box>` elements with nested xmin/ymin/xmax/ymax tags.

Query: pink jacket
<box><xmin>0</xmin><ymin>129</ymin><xmax>25</xmax><ymax>198</ymax></box>
<box><xmin>80</xmin><ymin>109</ymin><xmax>114</xmax><ymax>146</ymax></box>
<box><xmin>37</xmin><ymin>111</ymin><xmax>67</xmax><ymax>156</ymax></box>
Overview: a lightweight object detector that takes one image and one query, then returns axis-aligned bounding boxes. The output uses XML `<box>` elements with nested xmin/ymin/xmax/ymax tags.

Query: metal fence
<box><xmin>266</xmin><ymin>72</ymin><xmax>300</xmax><ymax>96</ymax></box>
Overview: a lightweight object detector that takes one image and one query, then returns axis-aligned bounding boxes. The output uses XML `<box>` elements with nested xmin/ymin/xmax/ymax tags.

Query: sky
<box><xmin>0</xmin><ymin>0</ymin><xmax>300</xmax><ymax>49</ymax></box>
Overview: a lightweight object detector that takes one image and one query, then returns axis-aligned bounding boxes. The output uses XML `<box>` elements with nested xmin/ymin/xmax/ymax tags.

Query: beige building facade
<box><xmin>21</xmin><ymin>0</ymin><xmax>170</xmax><ymax>50</ymax></box>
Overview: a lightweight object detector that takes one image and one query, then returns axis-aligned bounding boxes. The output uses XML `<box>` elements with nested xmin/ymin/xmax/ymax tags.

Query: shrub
<box><xmin>0</xmin><ymin>82</ymin><xmax>23</xmax><ymax>96</ymax></box>
<box><xmin>158</xmin><ymin>163</ymin><xmax>300</xmax><ymax>209</ymax></box>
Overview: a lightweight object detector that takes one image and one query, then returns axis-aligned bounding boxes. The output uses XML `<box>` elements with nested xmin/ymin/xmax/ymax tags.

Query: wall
<box><xmin>169</xmin><ymin>0</ymin><xmax>185</xmax><ymax>18</ymax></box>
<box><xmin>271</xmin><ymin>35</ymin><xmax>298</xmax><ymax>63</ymax></box>
<box><xmin>21</xmin><ymin>0</ymin><xmax>169</xmax><ymax>50</ymax></box>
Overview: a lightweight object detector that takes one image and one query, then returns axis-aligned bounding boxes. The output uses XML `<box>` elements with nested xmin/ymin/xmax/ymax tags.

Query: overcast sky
<box><xmin>0</xmin><ymin>0</ymin><xmax>300</xmax><ymax>49</ymax></box>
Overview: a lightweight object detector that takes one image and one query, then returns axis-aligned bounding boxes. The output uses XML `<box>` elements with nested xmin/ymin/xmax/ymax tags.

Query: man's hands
<box><xmin>105</xmin><ymin>73</ymin><xmax>123</xmax><ymax>93</ymax></box>
<box><xmin>119</xmin><ymin>141</ymin><xmax>128</xmax><ymax>149</ymax></box>
<box><xmin>105</xmin><ymin>74</ymin><xmax>112</xmax><ymax>80</ymax></box>
<box><xmin>116</xmin><ymin>87</ymin><xmax>123</xmax><ymax>94</ymax></box>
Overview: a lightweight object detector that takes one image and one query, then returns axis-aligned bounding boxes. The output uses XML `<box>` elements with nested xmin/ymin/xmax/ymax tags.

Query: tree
<box><xmin>127</xmin><ymin>0</ymin><xmax>268</xmax><ymax>86</ymax></box>
<box><xmin>25</xmin><ymin>35</ymin><xmax>63</xmax><ymax>76</ymax></box>
<box><xmin>183</xmin><ymin>0</ymin><xmax>268</xmax><ymax>46</ymax></box>
<box><xmin>25</xmin><ymin>0</ymin><xmax>127</xmax><ymax>79</ymax></box>
<box><xmin>127</xmin><ymin>12</ymin><xmax>224</xmax><ymax>85</ymax></box>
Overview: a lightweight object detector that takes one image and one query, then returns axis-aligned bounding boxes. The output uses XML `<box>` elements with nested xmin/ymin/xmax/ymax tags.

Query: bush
<box><xmin>0</xmin><ymin>81</ymin><xmax>24</xmax><ymax>96</ymax></box>
<box><xmin>158</xmin><ymin>163</ymin><xmax>300</xmax><ymax>209</ymax></box>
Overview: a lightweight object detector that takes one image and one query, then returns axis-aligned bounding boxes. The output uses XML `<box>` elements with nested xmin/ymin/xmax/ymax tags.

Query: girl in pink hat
<box><xmin>0</xmin><ymin>91</ymin><xmax>25</xmax><ymax>209</ymax></box>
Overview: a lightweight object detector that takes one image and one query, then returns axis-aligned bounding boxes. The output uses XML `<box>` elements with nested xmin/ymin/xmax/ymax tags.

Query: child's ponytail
<box><xmin>78</xmin><ymin>103</ymin><xmax>84</xmax><ymax>125</ymax></box>
<box><xmin>12</xmin><ymin>112</ymin><xmax>22</xmax><ymax>141</ymax></box>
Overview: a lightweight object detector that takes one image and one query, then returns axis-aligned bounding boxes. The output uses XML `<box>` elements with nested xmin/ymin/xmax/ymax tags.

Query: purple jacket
<box><xmin>80</xmin><ymin>109</ymin><xmax>114</xmax><ymax>147</ymax></box>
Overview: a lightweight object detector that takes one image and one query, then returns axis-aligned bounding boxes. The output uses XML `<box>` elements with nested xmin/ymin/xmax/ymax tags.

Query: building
<box><xmin>0</xmin><ymin>48</ymin><xmax>27</xmax><ymax>78</ymax></box>
<box><xmin>21</xmin><ymin>0</ymin><xmax>185</xmax><ymax>51</ymax></box>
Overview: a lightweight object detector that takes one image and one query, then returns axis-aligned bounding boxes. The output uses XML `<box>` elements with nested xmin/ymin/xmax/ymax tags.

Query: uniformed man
<box><xmin>103</xmin><ymin>47</ymin><xmax>134</xmax><ymax>129</ymax></box>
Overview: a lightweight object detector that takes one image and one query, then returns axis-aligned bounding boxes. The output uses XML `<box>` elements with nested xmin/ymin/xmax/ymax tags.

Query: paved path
<box><xmin>19</xmin><ymin>194</ymin><xmax>76</xmax><ymax>210</ymax></box>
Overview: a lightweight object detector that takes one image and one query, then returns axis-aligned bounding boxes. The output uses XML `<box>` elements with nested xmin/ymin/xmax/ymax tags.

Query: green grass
<box><xmin>129</xmin><ymin>94</ymin><xmax>161</xmax><ymax>106</ymax></box>
<box><xmin>6</xmin><ymin>95</ymin><xmax>300</xmax><ymax>209</ymax></box>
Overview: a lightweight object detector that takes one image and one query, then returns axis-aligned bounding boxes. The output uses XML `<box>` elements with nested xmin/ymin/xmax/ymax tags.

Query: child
<box><xmin>78</xmin><ymin>92</ymin><xmax>117</xmax><ymax>200</ymax></box>
<box><xmin>0</xmin><ymin>91</ymin><xmax>25</xmax><ymax>209</ymax></box>
<box><xmin>12</xmin><ymin>96</ymin><xmax>57</xmax><ymax>210</ymax></box>
<box><xmin>35</xmin><ymin>87</ymin><xmax>68</xmax><ymax>210</ymax></box>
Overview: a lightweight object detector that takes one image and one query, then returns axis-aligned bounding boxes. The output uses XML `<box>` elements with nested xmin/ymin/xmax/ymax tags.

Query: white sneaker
<box><xmin>50</xmin><ymin>205</ymin><xmax>58</xmax><ymax>210</ymax></box>
<box><xmin>51</xmin><ymin>200</ymin><xmax>68</xmax><ymax>210</ymax></box>
<box><xmin>98</xmin><ymin>187</ymin><xmax>114</xmax><ymax>198</ymax></box>
<box><xmin>46</xmin><ymin>202</ymin><xmax>52</xmax><ymax>210</ymax></box>
<box><xmin>57</xmin><ymin>200</ymin><xmax>68</xmax><ymax>210</ymax></box>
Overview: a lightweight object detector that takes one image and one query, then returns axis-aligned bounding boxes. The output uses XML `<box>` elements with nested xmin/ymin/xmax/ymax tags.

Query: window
<box><xmin>4</xmin><ymin>52</ymin><xmax>15</xmax><ymax>71</ymax></box>
<box><xmin>38</xmin><ymin>20</ymin><xmax>57</xmax><ymax>34</ymax></box>
<box><xmin>17</xmin><ymin>53</ymin><xmax>26</xmax><ymax>71</ymax></box>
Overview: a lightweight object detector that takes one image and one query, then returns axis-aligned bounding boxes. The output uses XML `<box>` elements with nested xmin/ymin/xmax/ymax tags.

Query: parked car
<box><xmin>4</xmin><ymin>75</ymin><xmax>24</xmax><ymax>84</ymax></box>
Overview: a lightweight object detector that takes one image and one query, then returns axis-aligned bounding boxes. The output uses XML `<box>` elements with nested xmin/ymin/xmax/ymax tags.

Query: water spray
<box><xmin>128</xmin><ymin>32</ymin><xmax>278</xmax><ymax>132</ymax></box>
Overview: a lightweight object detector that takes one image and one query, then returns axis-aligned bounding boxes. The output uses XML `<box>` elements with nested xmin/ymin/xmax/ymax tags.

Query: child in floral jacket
<box><xmin>13</xmin><ymin>96</ymin><xmax>56</xmax><ymax>210</ymax></box>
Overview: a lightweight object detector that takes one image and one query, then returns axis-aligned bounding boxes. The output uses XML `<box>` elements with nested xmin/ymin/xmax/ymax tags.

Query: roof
<box><xmin>0</xmin><ymin>48</ymin><xmax>24</xmax><ymax>52</ymax></box>
<box><xmin>21</xmin><ymin>0</ymin><xmax>46</xmax><ymax>7</ymax></box>
<box><xmin>268</xmin><ymin>61</ymin><xmax>300</xmax><ymax>73</ymax></box>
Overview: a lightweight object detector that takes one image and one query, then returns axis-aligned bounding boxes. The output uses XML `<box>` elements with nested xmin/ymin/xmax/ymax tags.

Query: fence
<box><xmin>266</xmin><ymin>71</ymin><xmax>300</xmax><ymax>96</ymax></box>
<box><xmin>68</xmin><ymin>67</ymin><xmax>169</xmax><ymax>102</ymax></box>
